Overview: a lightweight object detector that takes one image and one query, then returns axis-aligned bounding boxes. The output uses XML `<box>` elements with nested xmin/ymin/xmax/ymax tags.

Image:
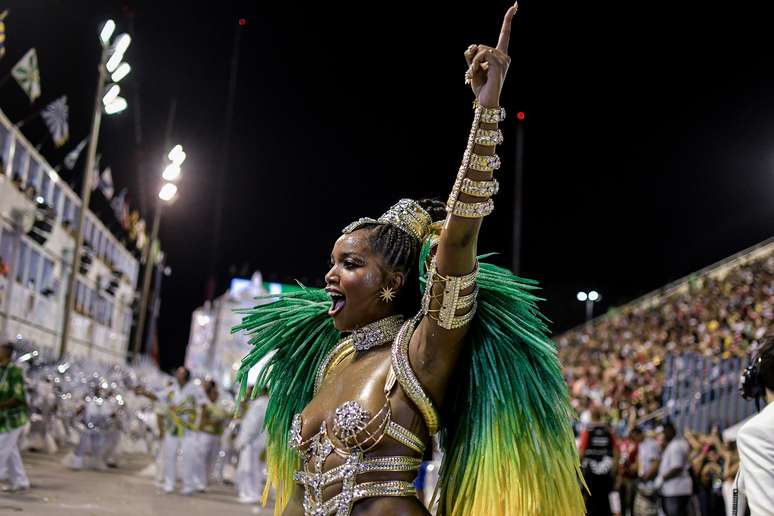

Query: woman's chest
<box><xmin>298</xmin><ymin>348</ymin><xmax>393</xmax><ymax>443</ymax></box>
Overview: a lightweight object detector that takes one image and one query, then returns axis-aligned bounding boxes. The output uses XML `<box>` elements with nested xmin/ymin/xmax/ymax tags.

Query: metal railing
<box><xmin>659</xmin><ymin>353</ymin><xmax>757</xmax><ymax>433</ymax></box>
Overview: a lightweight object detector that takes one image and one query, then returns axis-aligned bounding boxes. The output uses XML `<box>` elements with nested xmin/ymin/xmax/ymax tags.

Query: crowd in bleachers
<box><xmin>559</xmin><ymin>251</ymin><xmax>774</xmax><ymax>433</ymax></box>
<box><xmin>558</xmin><ymin>246</ymin><xmax>774</xmax><ymax>516</ymax></box>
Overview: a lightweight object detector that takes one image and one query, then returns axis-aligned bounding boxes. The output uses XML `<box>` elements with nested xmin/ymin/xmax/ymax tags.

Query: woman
<box><xmin>234</xmin><ymin>4</ymin><xmax>584</xmax><ymax>515</ymax></box>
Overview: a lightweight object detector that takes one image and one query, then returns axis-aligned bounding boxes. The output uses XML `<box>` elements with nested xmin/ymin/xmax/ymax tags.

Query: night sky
<box><xmin>4</xmin><ymin>1</ymin><xmax>774</xmax><ymax>372</ymax></box>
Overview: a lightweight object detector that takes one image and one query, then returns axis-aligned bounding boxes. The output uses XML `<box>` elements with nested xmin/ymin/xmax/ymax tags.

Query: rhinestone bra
<box><xmin>290</xmin><ymin>316</ymin><xmax>429</xmax><ymax>516</ymax></box>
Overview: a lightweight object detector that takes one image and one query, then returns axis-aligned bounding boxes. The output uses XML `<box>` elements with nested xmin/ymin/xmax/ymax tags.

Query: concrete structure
<box><xmin>0</xmin><ymin>108</ymin><xmax>139</xmax><ymax>363</ymax></box>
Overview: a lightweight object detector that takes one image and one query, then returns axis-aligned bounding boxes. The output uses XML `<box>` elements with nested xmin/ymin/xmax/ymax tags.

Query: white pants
<box><xmin>72</xmin><ymin>430</ymin><xmax>107</xmax><ymax>470</ymax></box>
<box><xmin>197</xmin><ymin>433</ymin><xmax>221</xmax><ymax>488</ymax></box>
<box><xmin>162</xmin><ymin>432</ymin><xmax>197</xmax><ymax>493</ymax></box>
<box><xmin>191</xmin><ymin>431</ymin><xmax>219</xmax><ymax>491</ymax></box>
<box><xmin>236</xmin><ymin>441</ymin><xmax>265</xmax><ymax>504</ymax></box>
<box><xmin>0</xmin><ymin>427</ymin><xmax>30</xmax><ymax>489</ymax></box>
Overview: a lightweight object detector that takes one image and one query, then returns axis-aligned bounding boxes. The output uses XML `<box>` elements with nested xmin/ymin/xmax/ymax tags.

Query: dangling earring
<box><xmin>379</xmin><ymin>286</ymin><xmax>396</xmax><ymax>303</ymax></box>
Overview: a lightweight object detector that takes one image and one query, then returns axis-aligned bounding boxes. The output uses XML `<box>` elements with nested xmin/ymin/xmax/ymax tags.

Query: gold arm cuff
<box><xmin>475</xmin><ymin>128</ymin><xmax>503</xmax><ymax>146</ymax></box>
<box><xmin>473</xmin><ymin>100</ymin><xmax>506</xmax><ymax>124</ymax></box>
<box><xmin>422</xmin><ymin>259</ymin><xmax>479</xmax><ymax>330</ymax></box>
<box><xmin>461</xmin><ymin>178</ymin><xmax>499</xmax><ymax>197</ymax></box>
<box><xmin>469</xmin><ymin>152</ymin><xmax>501</xmax><ymax>172</ymax></box>
<box><xmin>451</xmin><ymin>199</ymin><xmax>494</xmax><ymax>218</ymax></box>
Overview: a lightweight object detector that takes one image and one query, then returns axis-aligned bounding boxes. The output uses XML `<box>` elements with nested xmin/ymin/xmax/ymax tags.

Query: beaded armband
<box><xmin>461</xmin><ymin>178</ymin><xmax>499</xmax><ymax>198</ymax></box>
<box><xmin>469</xmin><ymin>153</ymin><xmax>501</xmax><ymax>172</ymax></box>
<box><xmin>422</xmin><ymin>258</ymin><xmax>479</xmax><ymax>330</ymax></box>
<box><xmin>473</xmin><ymin>100</ymin><xmax>507</xmax><ymax>124</ymax></box>
<box><xmin>475</xmin><ymin>128</ymin><xmax>504</xmax><ymax>147</ymax></box>
<box><xmin>446</xmin><ymin>102</ymin><xmax>504</xmax><ymax>220</ymax></box>
<box><xmin>451</xmin><ymin>199</ymin><xmax>495</xmax><ymax>218</ymax></box>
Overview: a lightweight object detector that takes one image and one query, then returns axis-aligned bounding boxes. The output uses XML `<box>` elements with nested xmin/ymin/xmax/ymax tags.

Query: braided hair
<box><xmin>362</xmin><ymin>199</ymin><xmax>446</xmax><ymax>317</ymax></box>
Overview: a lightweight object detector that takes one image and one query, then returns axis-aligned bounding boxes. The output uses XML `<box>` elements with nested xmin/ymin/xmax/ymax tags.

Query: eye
<box><xmin>343</xmin><ymin>259</ymin><xmax>359</xmax><ymax>270</ymax></box>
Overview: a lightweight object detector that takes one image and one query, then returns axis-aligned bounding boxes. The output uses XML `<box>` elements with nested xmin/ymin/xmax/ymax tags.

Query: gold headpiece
<box><xmin>342</xmin><ymin>199</ymin><xmax>433</xmax><ymax>241</ymax></box>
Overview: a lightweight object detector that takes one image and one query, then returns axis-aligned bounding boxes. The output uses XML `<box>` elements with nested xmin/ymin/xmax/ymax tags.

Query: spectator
<box><xmin>634</xmin><ymin>429</ymin><xmax>661</xmax><ymax>516</ymax></box>
<box><xmin>737</xmin><ymin>337</ymin><xmax>774</xmax><ymax>515</ymax></box>
<box><xmin>657</xmin><ymin>422</ymin><xmax>693</xmax><ymax>516</ymax></box>
<box><xmin>579</xmin><ymin>405</ymin><xmax>619</xmax><ymax>516</ymax></box>
<box><xmin>619</xmin><ymin>425</ymin><xmax>643</xmax><ymax>516</ymax></box>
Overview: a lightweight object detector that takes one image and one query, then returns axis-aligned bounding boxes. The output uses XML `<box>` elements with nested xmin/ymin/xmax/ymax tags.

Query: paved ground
<box><xmin>0</xmin><ymin>451</ymin><xmax>274</xmax><ymax>516</ymax></box>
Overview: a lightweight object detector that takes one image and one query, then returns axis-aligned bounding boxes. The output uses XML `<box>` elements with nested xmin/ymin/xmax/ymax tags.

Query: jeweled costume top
<box><xmin>232</xmin><ymin>103</ymin><xmax>585</xmax><ymax>516</ymax></box>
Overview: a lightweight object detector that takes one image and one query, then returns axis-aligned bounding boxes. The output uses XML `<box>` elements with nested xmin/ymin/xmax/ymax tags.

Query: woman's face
<box><xmin>324</xmin><ymin>229</ymin><xmax>401</xmax><ymax>332</ymax></box>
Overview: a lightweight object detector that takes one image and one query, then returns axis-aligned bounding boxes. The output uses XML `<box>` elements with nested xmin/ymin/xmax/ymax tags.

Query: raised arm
<box><xmin>437</xmin><ymin>3</ymin><xmax>516</xmax><ymax>274</ymax></box>
<box><xmin>412</xmin><ymin>3</ymin><xmax>518</xmax><ymax>399</ymax></box>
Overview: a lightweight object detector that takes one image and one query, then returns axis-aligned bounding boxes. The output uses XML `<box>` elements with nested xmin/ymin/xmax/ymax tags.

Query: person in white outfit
<box><xmin>156</xmin><ymin>367</ymin><xmax>203</xmax><ymax>495</ymax></box>
<box><xmin>69</xmin><ymin>385</ymin><xmax>114</xmax><ymax>470</ymax></box>
<box><xmin>195</xmin><ymin>380</ymin><xmax>228</xmax><ymax>490</ymax></box>
<box><xmin>235</xmin><ymin>390</ymin><xmax>268</xmax><ymax>504</ymax></box>
<box><xmin>737</xmin><ymin>338</ymin><xmax>774</xmax><ymax>516</ymax></box>
<box><xmin>0</xmin><ymin>342</ymin><xmax>29</xmax><ymax>492</ymax></box>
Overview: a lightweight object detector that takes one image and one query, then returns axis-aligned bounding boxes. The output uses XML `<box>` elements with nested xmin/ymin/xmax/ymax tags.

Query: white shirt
<box><xmin>638</xmin><ymin>438</ymin><xmax>661</xmax><ymax>491</ymax></box>
<box><xmin>658</xmin><ymin>437</ymin><xmax>692</xmax><ymax>496</ymax></box>
<box><xmin>236</xmin><ymin>397</ymin><xmax>268</xmax><ymax>450</ymax></box>
<box><xmin>737</xmin><ymin>401</ymin><xmax>774</xmax><ymax>516</ymax></box>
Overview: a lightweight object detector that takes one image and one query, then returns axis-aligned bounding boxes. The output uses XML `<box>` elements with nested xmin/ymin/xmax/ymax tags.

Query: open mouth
<box><xmin>326</xmin><ymin>287</ymin><xmax>346</xmax><ymax>317</ymax></box>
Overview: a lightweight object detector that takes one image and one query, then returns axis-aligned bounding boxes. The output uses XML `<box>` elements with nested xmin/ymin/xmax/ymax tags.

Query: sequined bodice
<box><xmin>288</xmin><ymin>316</ymin><xmax>430</xmax><ymax>516</ymax></box>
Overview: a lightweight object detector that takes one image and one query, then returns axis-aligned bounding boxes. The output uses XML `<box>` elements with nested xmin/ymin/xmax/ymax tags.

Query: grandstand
<box><xmin>557</xmin><ymin>236</ymin><xmax>774</xmax><ymax>433</ymax></box>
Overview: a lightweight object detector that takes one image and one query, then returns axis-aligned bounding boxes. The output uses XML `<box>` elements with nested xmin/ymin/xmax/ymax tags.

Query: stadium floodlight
<box><xmin>102</xmin><ymin>84</ymin><xmax>120</xmax><ymax>105</ymax></box>
<box><xmin>162</xmin><ymin>163</ymin><xmax>181</xmax><ymax>182</ymax></box>
<box><xmin>113</xmin><ymin>33</ymin><xmax>132</xmax><ymax>56</ymax></box>
<box><xmin>159</xmin><ymin>182</ymin><xmax>178</xmax><ymax>202</ymax></box>
<box><xmin>111</xmin><ymin>62</ymin><xmax>131</xmax><ymax>82</ymax></box>
<box><xmin>100</xmin><ymin>20</ymin><xmax>116</xmax><ymax>45</ymax></box>
<box><xmin>576</xmin><ymin>291</ymin><xmax>588</xmax><ymax>302</ymax></box>
<box><xmin>104</xmin><ymin>96</ymin><xmax>128</xmax><ymax>115</ymax></box>
<box><xmin>168</xmin><ymin>145</ymin><xmax>186</xmax><ymax>165</ymax></box>
<box><xmin>588</xmin><ymin>291</ymin><xmax>600</xmax><ymax>302</ymax></box>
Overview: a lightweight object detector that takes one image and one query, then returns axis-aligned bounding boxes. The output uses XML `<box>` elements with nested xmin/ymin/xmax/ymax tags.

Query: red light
<box><xmin>238</xmin><ymin>18</ymin><xmax>247</xmax><ymax>26</ymax></box>
<box><xmin>516</xmin><ymin>111</ymin><xmax>526</xmax><ymax>121</ymax></box>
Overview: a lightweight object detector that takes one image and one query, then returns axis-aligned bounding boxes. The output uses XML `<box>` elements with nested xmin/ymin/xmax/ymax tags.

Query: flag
<box><xmin>11</xmin><ymin>48</ymin><xmax>40</xmax><ymax>102</ymax></box>
<box><xmin>98</xmin><ymin>167</ymin><xmax>114</xmax><ymax>199</ymax></box>
<box><xmin>111</xmin><ymin>188</ymin><xmax>129</xmax><ymax>229</ymax></box>
<box><xmin>135</xmin><ymin>219</ymin><xmax>147</xmax><ymax>252</ymax></box>
<box><xmin>90</xmin><ymin>154</ymin><xmax>101</xmax><ymax>191</ymax></box>
<box><xmin>63</xmin><ymin>138</ymin><xmax>87</xmax><ymax>170</ymax></box>
<box><xmin>41</xmin><ymin>95</ymin><xmax>69</xmax><ymax>147</ymax></box>
<box><xmin>0</xmin><ymin>10</ymin><xmax>9</xmax><ymax>60</ymax></box>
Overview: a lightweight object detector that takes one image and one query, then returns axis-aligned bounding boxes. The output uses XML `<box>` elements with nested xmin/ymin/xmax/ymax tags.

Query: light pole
<box><xmin>131</xmin><ymin>145</ymin><xmax>183</xmax><ymax>362</ymax></box>
<box><xmin>577</xmin><ymin>290</ymin><xmax>601</xmax><ymax>322</ymax></box>
<box><xmin>59</xmin><ymin>20</ymin><xmax>132</xmax><ymax>360</ymax></box>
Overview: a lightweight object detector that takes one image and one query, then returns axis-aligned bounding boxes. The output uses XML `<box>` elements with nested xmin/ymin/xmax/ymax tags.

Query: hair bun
<box><xmin>416</xmin><ymin>198</ymin><xmax>447</xmax><ymax>223</ymax></box>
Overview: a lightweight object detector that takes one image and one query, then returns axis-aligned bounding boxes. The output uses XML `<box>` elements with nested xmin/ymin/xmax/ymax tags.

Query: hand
<box><xmin>464</xmin><ymin>2</ymin><xmax>518</xmax><ymax>107</ymax></box>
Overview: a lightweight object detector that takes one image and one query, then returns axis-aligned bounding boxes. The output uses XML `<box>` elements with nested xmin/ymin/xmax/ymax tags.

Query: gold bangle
<box><xmin>461</xmin><ymin>178</ymin><xmax>499</xmax><ymax>198</ymax></box>
<box><xmin>473</xmin><ymin>100</ymin><xmax>506</xmax><ymax>124</ymax></box>
<box><xmin>469</xmin><ymin>153</ymin><xmax>501</xmax><ymax>172</ymax></box>
<box><xmin>475</xmin><ymin>128</ymin><xmax>503</xmax><ymax>147</ymax></box>
<box><xmin>450</xmin><ymin>199</ymin><xmax>494</xmax><ymax>218</ymax></box>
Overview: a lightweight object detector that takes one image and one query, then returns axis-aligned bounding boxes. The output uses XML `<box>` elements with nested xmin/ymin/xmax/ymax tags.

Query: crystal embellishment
<box><xmin>469</xmin><ymin>153</ymin><xmax>501</xmax><ymax>172</ymax></box>
<box><xmin>475</xmin><ymin>128</ymin><xmax>504</xmax><ymax>147</ymax></box>
<box><xmin>461</xmin><ymin>178</ymin><xmax>499</xmax><ymax>197</ymax></box>
<box><xmin>341</xmin><ymin>199</ymin><xmax>432</xmax><ymax>241</ymax></box>
<box><xmin>350</xmin><ymin>315</ymin><xmax>404</xmax><ymax>352</ymax></box>
<box><xmin>451</xmin><ymin>199</ymin><xmax>495</xmax><ymax>218</ymax></box>
<box><xmin>333</xmin><ymin>401</ymin><xmax>370</xmax><ymax>436</ymax></box>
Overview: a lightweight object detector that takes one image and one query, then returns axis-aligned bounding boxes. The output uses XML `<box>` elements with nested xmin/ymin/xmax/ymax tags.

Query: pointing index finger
<box><xmin>496</xmin><ymin>2</ymin><xmax>519</xmax><ymax>54</ymax></box>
